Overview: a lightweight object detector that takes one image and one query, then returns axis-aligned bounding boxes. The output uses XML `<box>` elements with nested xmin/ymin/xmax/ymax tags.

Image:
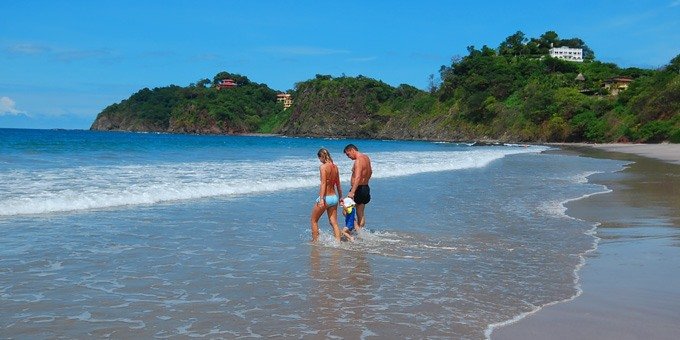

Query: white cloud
<box><xmin>0</xmin><ymin>96</ymin><xmax>26</xmax><ymax>116</ymax></box>
<box><xmin>4</xmin><ymin>42</ymin><xmax>120</xmax><ymax>63</ymax></box>
<box><xmin>262</xmin><ymin>46</ymin><xmax>350</xmax><ymax>56</ymax></box>
<box><xmin>347</xmin><ymin>56</ymin><xmax>378</xmax><ymax>62</ymax></box>
<box><xmin>55</xmin><ymin>48</ymin><xmax>117</xmax><ymax>62</ymax></box>
<box><xmin>5</xmin><ymin>43</ymin><xmax>51</xmax><ymax>55</ymax></box>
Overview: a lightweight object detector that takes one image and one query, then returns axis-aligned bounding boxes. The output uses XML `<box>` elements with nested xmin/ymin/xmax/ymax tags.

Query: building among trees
<box><xmin>549</xmin><ymin>46</ymin><xmax>583</xmax><ymax>62</ymax></box>
<box><xmin>217</xmin><ymin>79</ymin><xmax>237</xmax><ymax>89</ymax></box>
<box><xmin>277</xmin><ymin>93</ymin><xmax>293</xmax><ymax>109</ymax></box>
<box><xmin>603</xmin><ymin>76</ymin><xmax>634</xmax><ymax>96</ymax></box>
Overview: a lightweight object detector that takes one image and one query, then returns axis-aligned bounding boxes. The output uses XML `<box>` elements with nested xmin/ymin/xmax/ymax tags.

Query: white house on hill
<box><xmin>549</xmin><ymin>46</ymin><xmax>583</xmax><ymax>62</ymax></box>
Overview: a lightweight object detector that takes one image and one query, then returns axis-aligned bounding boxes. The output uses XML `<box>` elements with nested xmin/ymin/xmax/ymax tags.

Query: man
<box><xmin>343</xmin><ymin>144</ymin><xmax>372</xmax><ymax>230</ymax></box>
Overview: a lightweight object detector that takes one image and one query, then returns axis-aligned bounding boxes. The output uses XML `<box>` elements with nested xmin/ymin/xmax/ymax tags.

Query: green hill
<box><xmin>91</xmin><ymin>31</ymin><xmax>680</xmax><ymax>143</ymax></box>
<box><xmin>90</xmin><ymin>72</ymin><xmax>288</xmax><ymax>134</ymax></box>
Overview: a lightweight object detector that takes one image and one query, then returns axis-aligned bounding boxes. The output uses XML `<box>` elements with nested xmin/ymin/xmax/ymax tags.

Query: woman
<box><xmin>311</xmin><ymin>148</ymin><xmax>342</xmax><ymax>241</ymax></box>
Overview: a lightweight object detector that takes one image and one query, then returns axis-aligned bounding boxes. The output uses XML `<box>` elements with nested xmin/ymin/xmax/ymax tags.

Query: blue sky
<box><xmin>1</xmin><ymin>0</ymin><xmax>679</xmax><ymax>129</ymax></box>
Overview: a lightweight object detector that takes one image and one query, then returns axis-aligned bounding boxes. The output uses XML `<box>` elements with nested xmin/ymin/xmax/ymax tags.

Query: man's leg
<box><xmin>356</xmin><ymin>203</ymin><xmax>366</xmax><ymax>229</ymax></box>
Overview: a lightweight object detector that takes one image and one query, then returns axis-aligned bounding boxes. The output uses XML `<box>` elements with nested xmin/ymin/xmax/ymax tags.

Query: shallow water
<box><xmin>0</xmin><ymin>129</ymin><xmax>626</xmax><ymax>338</ymax></box>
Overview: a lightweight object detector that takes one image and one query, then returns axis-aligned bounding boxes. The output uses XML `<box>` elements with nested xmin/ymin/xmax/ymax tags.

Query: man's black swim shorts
<box><xmin>354</xmin><ymin>185</ymin><xmax>371</xmax><ymax>204</ymax></box>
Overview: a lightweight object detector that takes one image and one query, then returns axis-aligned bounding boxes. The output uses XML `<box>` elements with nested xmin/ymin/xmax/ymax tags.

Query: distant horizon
<box><xmin>0</xmin><ymin>126</ymin><xmax>88</xmax><ymax>131</ymax></box>
<box><xmin>2</xmin><ymin>1</ymin><xmax>678</xmax><ymax>129</ymax></box>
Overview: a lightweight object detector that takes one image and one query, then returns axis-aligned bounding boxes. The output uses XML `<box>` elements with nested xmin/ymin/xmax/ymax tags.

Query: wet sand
<box><xmin>493</xmin><ymin>145</ymin><xmax>680</xmax><ymax>339</ymax></box>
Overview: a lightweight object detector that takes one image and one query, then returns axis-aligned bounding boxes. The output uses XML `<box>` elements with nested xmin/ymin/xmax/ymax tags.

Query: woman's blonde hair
<box><xmin>317</xmin><ymin>148</ymin><xmax>334</xmax><ymax>163</ymax></box>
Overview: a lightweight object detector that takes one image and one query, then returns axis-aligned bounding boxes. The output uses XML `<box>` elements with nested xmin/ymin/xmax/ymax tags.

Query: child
<box><xmin>340</xmin><ymin>197</ymin><xmax>357</xmax><ymax>241</ymax></box>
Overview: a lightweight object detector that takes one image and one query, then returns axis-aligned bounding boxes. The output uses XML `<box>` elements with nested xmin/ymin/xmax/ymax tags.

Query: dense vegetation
<box><xmin>91</xmin><ymin>72</ymin><xmax>287</xmax><ymax>134</ymax></box>
<box><xmin>279</xmin><ymin>75</ymin><xmax>438</xmax><ymax>138</ymax></box>
<box><xmin>431</xmin><ymin>31</ymin><xmax>679</xmax><ymax>142</ymax></box>
<box><xmin>280</xmin><ymin>31</ymin><xmax>678</xmax><ymax>142</ymax></box>
<box><xmin>92</xmin><ymin>31</ymin><xmax>679</xmax><ymax>143</ymax></box>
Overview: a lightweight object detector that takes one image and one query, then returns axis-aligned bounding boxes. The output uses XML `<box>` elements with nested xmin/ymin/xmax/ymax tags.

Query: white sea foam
<box><xmin>316</xmin><ymin>228</ymin><xmax>465</xmax><ymax>259</ymax></box>
<box><xmin>539</xmin><ymin>188</ymin><xmax>613</xmax><ymax>220</ymax></box>
<box><xmin>0</xmin><ymin>146</ymin><xmax>547</xmax><ymax>216</ymax></box>
<box><xmin>569</xmin><ymin>171</ymin><xmax>600</xmax><ymax>184</ymax></box>
<box><xmin>538</xmin><ymin>170</ymin><xmax>611</xmax><ymax>219</ymax></box>
<box><xmin>484</xmin><ymin>164</ymin><xmax>626</xmax><ymax>339</ymax></box>
<box><xmin>68</xmin><ymin>311</ymin><xmax>146</xmax><ymax>329</ymax></box>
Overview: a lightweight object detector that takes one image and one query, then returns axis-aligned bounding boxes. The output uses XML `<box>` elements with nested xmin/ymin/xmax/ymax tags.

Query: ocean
<box><xmin>0</xmin><ymin>128</ymin><xmax>626</xmax><ymax>338</ymax></box>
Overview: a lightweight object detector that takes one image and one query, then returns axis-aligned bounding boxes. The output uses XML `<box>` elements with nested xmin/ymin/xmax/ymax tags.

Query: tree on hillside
<box><xmin>665</xmin><ymin>54</ymin><xmax>680</xmax><ymax>74</ymax></box>
<box><xmin>538</xmin><ymin>31</ymin><xmax>559</xmax><ymax>49</ymax></box>
<box><xmin>498</xmin><ymin>31</ymin><xmax>529</xmax><ymax>56</ymax></box>
<box><xmin>527</xmin><ymin>30</ymin><xmax>559</xmax><ymax>55</ymax></box>
<box><xmin>544</xmin><ymin>56</ymin><xmax>579</xmax><ymax>73</ymax></box>
<box><xmin>196</xmin><ymin>78</ymin><xmax>211</xmax><ymax>88</ymax></box>
<box><xmin>427</xmin><ymin>74</ymin><xmax>439</xmax><ymax>94</ymax></box>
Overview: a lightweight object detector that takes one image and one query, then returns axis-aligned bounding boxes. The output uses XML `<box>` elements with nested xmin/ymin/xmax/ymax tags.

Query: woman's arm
<box><xmin>318</xmin><ymin>165</ymin><xmax>327</xmax><ymax>206</ymax></box>
<box><xmin>336</xmin><ymin>167</ymin><xmax>343</xmax><ymax>198</ymax></box>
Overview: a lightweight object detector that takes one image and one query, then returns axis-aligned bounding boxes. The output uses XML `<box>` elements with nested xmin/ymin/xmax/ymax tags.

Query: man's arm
<box><xmin>348</xmin><ymin>158</ymin><xmax>366</xmax><ymax>197</ymax></box>
<box><xmin>348</xmin><ymin>163</ymin><xmax>357</xmax><ymax>198</ymax></box>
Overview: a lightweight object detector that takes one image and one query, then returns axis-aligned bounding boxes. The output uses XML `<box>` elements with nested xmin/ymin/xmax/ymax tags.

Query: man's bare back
<box><xmin>351</xmin><ymin>153</ymin><xmax>372</xmax><ymax>186</ymax></box>
<box><xmin>343</xmin><ymin>144</ymin><xmax>372</xmax><ymax>230</ymax></box>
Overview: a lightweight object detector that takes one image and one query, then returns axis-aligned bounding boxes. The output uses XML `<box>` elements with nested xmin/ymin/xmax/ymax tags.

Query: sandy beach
<box><xmin>493</xmin><ymin>144</ymin><xmax>680</xmax><ymax>339</ymax></box>
<box><xmin>551</xmin><ymin>143</ymin><xmax>680</xmax><ymax>165</ymax></box>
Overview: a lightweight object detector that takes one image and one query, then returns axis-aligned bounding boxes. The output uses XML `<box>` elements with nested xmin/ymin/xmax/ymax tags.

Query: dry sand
<box><xmin>492</xmin><ymin>144</ymin><xmax>680</xmax><ymax>340</ymax></box>
<box><xmin>553</xmin><ymin>143</ymin><xmax>680</xmax><ymax>165</ymax></box>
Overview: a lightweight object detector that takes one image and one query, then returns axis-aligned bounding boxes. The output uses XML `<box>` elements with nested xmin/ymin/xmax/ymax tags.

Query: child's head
<box><xmin>341</xmin><ymin>197</ymin><xmax>355</xmax><ymax>213</ymax></box>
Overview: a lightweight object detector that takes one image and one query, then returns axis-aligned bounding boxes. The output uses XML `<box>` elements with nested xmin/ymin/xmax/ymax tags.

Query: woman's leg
<box><xmin>325</xmin><ymin>206</ymin><xmax>341</xmax><ymax>241</ymax></box>
<box><xmin>310</xmin><ymin>204</ymin><xmax>325</xmax><ymax>241</ymax></box>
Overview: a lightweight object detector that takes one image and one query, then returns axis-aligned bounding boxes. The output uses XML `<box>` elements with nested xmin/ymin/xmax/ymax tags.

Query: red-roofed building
<box><xmin>217</xmin><ymin>79</ymin><xmax>237</xmax><ymax>89</ymax></box>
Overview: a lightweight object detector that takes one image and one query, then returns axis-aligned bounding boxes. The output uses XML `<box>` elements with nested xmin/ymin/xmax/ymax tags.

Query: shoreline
<box><xmin>484</xmin><ymin>185</ymin><xmax>614</xmax><ymax>339</ymax></box>
<box><xmin>548</xmin><ymin>142</ymin><xmax>680</xmax><ymax>165</ymax></box>
<box><xmin>492</xmin><ymin>144</ymin><xmax>680</xmax><ymax>339</ymax></box>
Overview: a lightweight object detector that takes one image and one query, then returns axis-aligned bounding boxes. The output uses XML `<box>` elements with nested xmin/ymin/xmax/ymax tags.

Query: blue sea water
<box><xmin>0</xmin><ymin>128</ymin><xmax>626</xmax><ymax>338</ymax></box>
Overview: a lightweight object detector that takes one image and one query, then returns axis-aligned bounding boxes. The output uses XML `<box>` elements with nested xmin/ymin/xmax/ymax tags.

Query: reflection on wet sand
<box><xmin>309</xmin><ymin>246</ymin><xmax>373</xmax><ymax>338</ymax></box>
